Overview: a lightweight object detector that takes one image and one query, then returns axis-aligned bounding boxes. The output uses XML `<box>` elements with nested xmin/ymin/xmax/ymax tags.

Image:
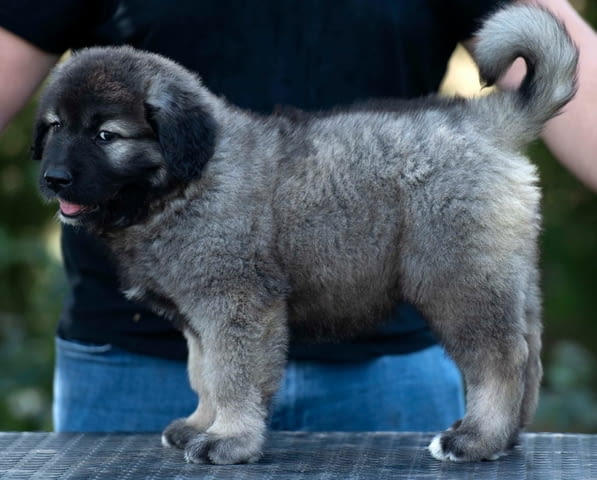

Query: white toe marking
<box><xmin>428</xmin><ymin>434</ymin><xmax>465</xmax><ymax>462</ymax></box>
<box><xmin>428</xmin><ymin>434</ymin><xmax>447</xmax><ymax>460</ymax></box>
<box><xmin>485</xmin><ymin>450</ymin><xmax>509</xmax><ymax>461</ymax></box>
<box><xmin>161</xmin><ymin>434</ymin><xmax>173</xmax><ymax>448</ymax></box>
<box><xmin>428</xmin><ymin>433</ymin><xmax>510</xmax><ymax>462</ymax></box>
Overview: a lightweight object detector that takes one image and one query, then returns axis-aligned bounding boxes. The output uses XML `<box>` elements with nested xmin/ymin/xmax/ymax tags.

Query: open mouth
<box><xmin>58</xmin><ymin>199</ymin><xmax>98</xmax><ymax>219</ymax></box>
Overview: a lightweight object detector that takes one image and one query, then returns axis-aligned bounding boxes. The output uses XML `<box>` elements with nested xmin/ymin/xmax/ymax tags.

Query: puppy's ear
<box><xmin>144</xmin><ymin>91</ymin><xmax>217</xmax><ymax>182</ymax></box>
<box><xmin>31</xmin><ymin>120</ymin><xmax>50</xmax><ymax>160</ymax></box>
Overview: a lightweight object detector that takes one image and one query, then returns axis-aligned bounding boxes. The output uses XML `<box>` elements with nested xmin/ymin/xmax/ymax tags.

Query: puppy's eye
<box><xmin>49</xmin><ymin>121</ymin><xmax>63</xmax><ymax>130</ymax></box>
<box><xmin>96</xmin><ymin>130</ymin><xmax>120</xmax><ymax>142</ymax></box>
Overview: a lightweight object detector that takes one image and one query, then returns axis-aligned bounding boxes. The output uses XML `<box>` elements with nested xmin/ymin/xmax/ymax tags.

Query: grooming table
<box><xmin>0</xmin><ymin>431</ymin><xmax>595</xmax><ymax>479</ymax></box>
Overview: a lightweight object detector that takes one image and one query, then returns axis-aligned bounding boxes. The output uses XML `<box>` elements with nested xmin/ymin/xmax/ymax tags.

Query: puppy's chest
<box><xmin>108</xmin><ymin>229</ymin><xmax>190</xmax><ymax>308</ymax></box>
<box><xmin>106</xmin><ymin>215</ymin><xmax>270</xmax><ymax>317</ymax></box>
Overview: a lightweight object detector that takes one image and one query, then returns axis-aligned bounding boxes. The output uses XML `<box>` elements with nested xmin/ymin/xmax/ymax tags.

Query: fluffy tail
<box><xmin>474</xmin><ymin>5</ymin><xmax>578</xmax><ymax>147</ymax></box>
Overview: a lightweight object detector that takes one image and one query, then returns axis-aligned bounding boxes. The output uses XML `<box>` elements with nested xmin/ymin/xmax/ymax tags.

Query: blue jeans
<box><xmin>53</xmin><ymin>337</ymin><xmax>464</xmax><ymax>432</ymax></box>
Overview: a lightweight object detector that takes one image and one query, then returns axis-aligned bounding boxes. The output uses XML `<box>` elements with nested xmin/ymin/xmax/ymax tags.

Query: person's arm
<box><xmin>0</xmin><ymin>26</ymin><xmax>59</xmax><ymax>132</ymax></box>
<box><xmin>466</xmin><ymin>0</ymin><xmax>597</xmax><ymax>191</ymax></box>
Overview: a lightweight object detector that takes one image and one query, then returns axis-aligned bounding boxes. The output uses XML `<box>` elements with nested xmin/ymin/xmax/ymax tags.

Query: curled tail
<box><xmin>474</xmin><ymin>5</ymin><xmax>578</xmax><ymax>147</ymax></box>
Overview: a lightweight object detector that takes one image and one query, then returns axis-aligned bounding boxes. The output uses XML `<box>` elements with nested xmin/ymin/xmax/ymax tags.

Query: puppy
<box><xmin>34</xmin><ymin>5</ymin><xmax>577</xmax><ymax>465</ymax></box>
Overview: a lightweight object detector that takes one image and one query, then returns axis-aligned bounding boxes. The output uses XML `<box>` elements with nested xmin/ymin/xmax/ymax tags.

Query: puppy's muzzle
<box><xmin>44</xmin><ymin>167</ymin><xmax>73</xmax><ymax>193</ymax></box>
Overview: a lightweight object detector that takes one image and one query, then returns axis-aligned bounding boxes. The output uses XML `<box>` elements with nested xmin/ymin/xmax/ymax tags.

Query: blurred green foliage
<box><xmin>0</xmin><ymin>101</ymin><xmax>66</xmax><ymax>431</ymax></box>
<box><xmin>0</xmin><ymin>4</ymin><xmax>596</xmax><ymax>433</ymax></box>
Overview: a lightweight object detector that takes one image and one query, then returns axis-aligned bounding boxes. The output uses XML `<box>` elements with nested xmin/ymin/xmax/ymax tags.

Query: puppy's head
<box><xmin>34</xmin><ymin>46</ymin><xmax>217</xmax><ymax>232</ymax></box>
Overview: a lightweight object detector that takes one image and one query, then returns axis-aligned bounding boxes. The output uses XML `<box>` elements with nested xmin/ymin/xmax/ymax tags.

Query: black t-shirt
<box><xmin>1</xmin><ymin>0</ymin><xmax>508</xmax><ymax>361</ymax></box>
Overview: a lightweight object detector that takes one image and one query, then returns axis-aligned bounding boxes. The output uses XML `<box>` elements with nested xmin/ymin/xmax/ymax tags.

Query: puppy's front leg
<box><xmin>173</xmin><ymin>296</ymin><xmax>288</xmax><ymax>465</ymax></box>
<box><xmin>162</xmin><ymin>330</ymin><xmax>216</xmax><ymax>448</ymax></box>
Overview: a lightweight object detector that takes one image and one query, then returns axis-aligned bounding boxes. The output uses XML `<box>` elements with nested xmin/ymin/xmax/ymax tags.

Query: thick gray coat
<box><xmin>34</xmin><ymin>5</ymin><xmax>577</xmax><ymax>466</ymax></box>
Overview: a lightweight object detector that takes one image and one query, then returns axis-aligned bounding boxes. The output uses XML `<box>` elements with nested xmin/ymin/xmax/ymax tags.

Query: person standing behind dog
<box><xmin>0</xmin><ymin>0</ymin><xmax>596</xmax><ymax>433</ymax></box>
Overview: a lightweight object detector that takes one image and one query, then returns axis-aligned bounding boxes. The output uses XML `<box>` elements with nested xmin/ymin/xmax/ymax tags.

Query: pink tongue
<box><xmin>59</xmin><ymin>199</ymin><xmax>86</xmax><ymax>216</ymax></box>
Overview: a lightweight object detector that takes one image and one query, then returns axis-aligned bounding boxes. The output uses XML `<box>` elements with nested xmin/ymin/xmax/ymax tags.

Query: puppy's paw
<box><xmin>428</xmin><ymin>429</ymin><xmax>510</xmax><ymax>462</ymax></box>
<box><xmin>161</xmin><ymin>418</ymin><xmax>201</xmax><ymax>449</ymax></box>
<box><xmin>184</xmin><ymin>432</ymin><xmax>264</xmax><ymax>465</ymax></box>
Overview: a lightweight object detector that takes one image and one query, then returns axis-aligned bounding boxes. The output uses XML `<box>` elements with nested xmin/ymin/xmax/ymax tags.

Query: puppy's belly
<box><xmin>280</xmin><ymin>236</ymin><xmax>403</xmax><ymax>340</ymax></box>
<box><xmin>286</xmin><ymin>281</ymin><xmax>399</xmax><ymax>340</ymax></box>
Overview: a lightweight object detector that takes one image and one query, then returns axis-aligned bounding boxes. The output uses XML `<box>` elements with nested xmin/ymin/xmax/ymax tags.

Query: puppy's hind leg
<box><xmin>422</xmin><ymin>273</ymin><xmax>530</xmax><ymax>462</ymax></box>
<box><xmin>162</xmin><ymin>330</ymin><xmax>216</xmax><ymax>449</ymax></box>
<box><xmin>400</xmin><ymin>164</ymin><xmax>542</xmax><ymax>461</ymax></box>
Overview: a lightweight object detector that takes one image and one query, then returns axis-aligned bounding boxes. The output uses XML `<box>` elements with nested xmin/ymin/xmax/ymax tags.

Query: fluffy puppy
<box><xmin>34</xmin><ymin>5</ymin><xmax>577</xmax><ymax>465</ymax></box>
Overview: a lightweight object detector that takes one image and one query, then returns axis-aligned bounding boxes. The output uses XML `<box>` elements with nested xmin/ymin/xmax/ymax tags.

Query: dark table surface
<box><xmin>0</xmin><ymin>431</ymin><xmax>595</xmax><ymax>480</ymax></box>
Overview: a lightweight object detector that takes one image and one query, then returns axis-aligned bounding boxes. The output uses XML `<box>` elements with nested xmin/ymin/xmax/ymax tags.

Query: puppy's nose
<box><xmin>44</xmin><ymin>168</ymin><xmax>73</xmax><ymax>193</ymax></box>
